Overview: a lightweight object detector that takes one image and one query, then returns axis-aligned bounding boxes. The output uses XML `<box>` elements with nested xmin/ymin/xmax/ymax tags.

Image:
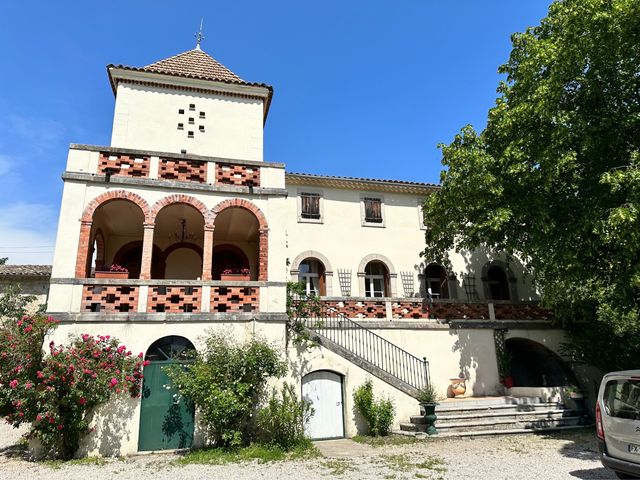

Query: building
<box><xmin>47</xmin><ymin>43</ymin><xmax>576</xmax><ymax>455</ymax></box>
<box><xmin>0</xmin><ymin>264</ymin><xmax>51</xmax><ymax>312</ymax></box>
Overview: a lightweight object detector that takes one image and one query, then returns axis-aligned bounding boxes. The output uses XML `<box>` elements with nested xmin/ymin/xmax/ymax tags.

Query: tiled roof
<box><xmin>144</xmin><ymin>48</ymin><xmax>244</xmax><ymax>83</ymax></box>
<box><xmin>0</xmin><ymin>265</ymin><xmax>52</xmax><ymax>277</ymax></box>
<box><xmin>286</xmin><ymin>172</ymin><xmax>440</xmax><ymax>190</ymax></box>
<box><xmin>108</xmin><ymin>48</ymin><xmax>271</xmax><ymax>89</ymax></box>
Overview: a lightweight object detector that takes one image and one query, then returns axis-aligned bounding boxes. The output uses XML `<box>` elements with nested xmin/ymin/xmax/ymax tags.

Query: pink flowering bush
<box><xmin>0</xmin><ymin>314</ymin><xmax>145</xmax><ymax>459</ymax></box>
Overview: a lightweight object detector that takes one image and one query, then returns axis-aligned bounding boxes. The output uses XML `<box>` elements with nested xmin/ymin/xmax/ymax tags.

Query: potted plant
<box><xmin>416</xmin><ymin>384</ymin><xmax>441</xmax><ymax>435</ymax></box>
<box><xmin>95</xmin><ymin>264</ymin><xmax>129</xmax><ymax>279</ymax></box>
<box><xmin>498</xmin><ymin>350</ymin><xmax>514</xmax><ymax>389</ymax></box>
<box><xmin>220</xmin><ymin>267</ymin><xmax>250</xmax><ymax>281</ymax></box>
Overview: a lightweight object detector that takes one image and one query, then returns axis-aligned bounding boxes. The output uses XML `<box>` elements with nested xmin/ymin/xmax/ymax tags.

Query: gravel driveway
<box><xmin>0</xmin><ymin>423</ymin><xmax>617</xmax><ymax>479</ymax></box>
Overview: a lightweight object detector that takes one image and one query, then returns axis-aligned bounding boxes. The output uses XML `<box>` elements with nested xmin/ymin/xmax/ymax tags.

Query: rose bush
<box><xmin>0</xmin><ymin>313</ymin><xmax>145</xmax><ymax>459</ymax></box>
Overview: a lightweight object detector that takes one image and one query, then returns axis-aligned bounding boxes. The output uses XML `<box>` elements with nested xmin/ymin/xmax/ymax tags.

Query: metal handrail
<box><xmin>291</xmin><ymin>296</ymin><xmax>430</xmax><ymax>390</ymax></box>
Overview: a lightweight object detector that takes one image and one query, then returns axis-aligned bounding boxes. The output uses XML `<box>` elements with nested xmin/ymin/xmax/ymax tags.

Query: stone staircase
<box><xmin>398</xmin><ymin>396</ymin><xmax>591</xmax><ymax>437</ymax></box>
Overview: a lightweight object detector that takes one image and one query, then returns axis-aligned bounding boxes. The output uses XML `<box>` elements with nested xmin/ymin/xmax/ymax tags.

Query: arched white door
<box><xmin>302</xmin><ymin>371</ymin><xmax>344</xmax><ymax>440</ymax></box>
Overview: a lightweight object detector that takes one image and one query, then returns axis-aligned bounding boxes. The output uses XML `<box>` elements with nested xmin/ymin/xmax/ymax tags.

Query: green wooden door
<box><xmin>138</xmin><ymin>360</ymin><xmax>194</xmax><ymax>451</ymax></box>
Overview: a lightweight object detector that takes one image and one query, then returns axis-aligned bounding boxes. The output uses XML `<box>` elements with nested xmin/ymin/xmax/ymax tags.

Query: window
<box><xmin>177</xmin><ymin>123</ymin><xmax>184</xmax><ymax>130</ymax></box>
<box><xmin>189</xmin><ymin>104</ymin><xmax>195</xmax><ymax>111</ymax></box>
<box><xmin>188</xmin><ymin>117</ymin><xmax>195</xmax><ymax>124</ymax></box>
<box><xmin>425</xmin><ymin>263</ymin><xmax>449</xmax><ymax>299</ymax></box>
<box><xmin>364</xmin><ymin>197</ymin><xmax>383</xmax><ymax>223</ymax></box>
<box><xmin>299</xmin><ymin>258</ymin><xmax>326</xmax><ymax>296</ymax></box>
<box><xmin>487</xmin><ymin>266</ymin><xmax>510</xmax><ymax>300</ymax></box>
<box><xmin>199</xmin><ymin>111</ymin><xmax>206</xmax><ymax>119</ymax></box>
<box><xmin>604</xmin><ymin>379</ymin><xmax>640</xmax><ymax>420</ymax></box>
<box><xmin>187</xmin><ymin>131</ymin><xmax>194</xmax><ymax>138</ymax></box>
<box><xmin>178</xmin><ymin>109</ymin><xmax>185</xmax><ymax>114</ymax></box>
<box><xmin>301</xmin><ymin>193</ymin><xmax>320</xmax><ymax>219</ymax></box>
<box><xmin>199</xmin><ymin>125</ymin><xmax>205</xmax><ymax>132</ymax></box>
<box><xmin>364</xmin><ymin>261</ymin><xmax>389</xmax><ymax>297</ymax></box>
<box><xmin>297</xmin><ymin>189</ymin><xmax>323</xmax><ymax>223</ymax></box>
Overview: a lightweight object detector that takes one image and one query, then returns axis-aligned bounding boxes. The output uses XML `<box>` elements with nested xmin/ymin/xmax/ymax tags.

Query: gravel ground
<box><xmin>0</xmin><ymin>423</ymin><xmax>618</xmax><ymax>479</ymax></box>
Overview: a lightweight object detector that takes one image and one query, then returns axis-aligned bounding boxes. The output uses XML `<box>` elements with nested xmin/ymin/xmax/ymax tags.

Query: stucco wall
<box><xmin>111</xmin><ymin>84</ymin><xmax>264</xmax><ymax>161</ymax></box>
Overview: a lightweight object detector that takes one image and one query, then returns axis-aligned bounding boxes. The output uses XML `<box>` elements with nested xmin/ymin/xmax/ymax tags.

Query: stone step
<box><xmin>433</xmin><ymin>401</ymin><xmax>564</xmax><ymax>416</ymax></box>
<box><xmin>394</xmin><ymin>423</ymin><xmax>594</xmax><ymax>439</ymax></box>
<box><xmin>410</xmin><ymin>408</ymin><xmax>583</xmax><ymax>425</ymax></box>
<box><xmin>436</xmin><ymin>396</ymin><xmax>546</xmax><ymax>409</ymax></box>
<box><xmin>400</xmin><ymin>415</ymin><xmax>584</xmax><ymax>433</ymax></box>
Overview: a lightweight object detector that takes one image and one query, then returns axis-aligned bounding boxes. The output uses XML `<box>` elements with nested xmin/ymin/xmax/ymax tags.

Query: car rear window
<box><xmin>604</xmin><ymin>379</ymin><xmax>640</xmax><ymax>420</ymax></box>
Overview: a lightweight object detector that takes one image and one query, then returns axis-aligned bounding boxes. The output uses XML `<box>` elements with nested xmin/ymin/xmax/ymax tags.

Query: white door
<box><xmin>302</xmin><ymin>371</ymin><xmax>344</xmax><ymax>440</ymax></box>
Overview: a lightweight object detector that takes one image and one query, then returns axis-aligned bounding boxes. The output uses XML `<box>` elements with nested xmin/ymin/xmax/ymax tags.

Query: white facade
<box><xmin>45</xmin><ymin>47</ymin><xmax>568</xmax><ymax>456</ymax></box>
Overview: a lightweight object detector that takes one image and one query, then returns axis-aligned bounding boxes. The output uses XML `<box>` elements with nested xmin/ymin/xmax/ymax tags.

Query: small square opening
<box><xmin>178</xmin><ymin>109</ymin><xmax>184</xmax><ymax>114</ymax></box>
<box><xmin>177</xmin><ymin>123</ymin><xmax>184</xmax><ymax>130</ymax></box>
<box><xmin>189</xmin><ymin>104</ymin><xmax>195</xmax><ymax>111</ymax></box>
<box><xmin>199</xmin><ymin>125</ymin><xmax>205</xmax><ymax>132</ymax></box>
<box><xmin>188</xmin><ymin>131</ymin><xmax>194</xmax><ymax>138</ymax></box>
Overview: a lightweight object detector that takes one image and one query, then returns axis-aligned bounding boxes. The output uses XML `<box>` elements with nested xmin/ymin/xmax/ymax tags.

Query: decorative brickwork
<box><xmin>98</xmin><ymin>152</ymin><xmax>149</xmax><ymax>177</ymax></box>
<box><xmin>325</xmin><ymin>300</ymin><xmax>386</xmax><ymax>319</ymax></box>
<box><xmin>430</xmin><ymin>302</ymin><xmax>490</xmax><ymax>320</ymax></box>
<box><xmin>211</xmin><ymin>286</ymin><xmax>259</xmax><ymax>313</ymax></box>
<box><xmin>215</xmin><ymin>163</ymin><xmax>260</xmax><ymax>187</ymax></box>
<box><xmin>150</xmin><ymin>194</ymin><xmax>212</xmax><ymax>225</ymax></box>
<box><xmin>147</xmin><ymin>286</ymin><xmax>200</xmax><ymax>313</ymax></box>
<box><xmin>494</xmin><ymin>303</ymin><xmax>552</xmax><ymax>320</ymax></box>
<box><xmin>81</xmin><ymin>285</ymin><xmax>138</xmax><ymax>313</ymax></box>
<box><xmin>212</xmin><ymin>199</ymin><xmax>268</xmax><ymax>281</ymax></box>
<box><xmin>392</xmin><ymin>301</ymin><xmax>430</xmax><ymax>319</ymax></box>
<box><xmin>159</xmin><ymin>158</ymin><xmax>207</xmax><ymax>183</ymax></box>
<box><xmin>81</xmin><ymin>190</ymin><xmax>151</xmax><ymax>223</ymax></box>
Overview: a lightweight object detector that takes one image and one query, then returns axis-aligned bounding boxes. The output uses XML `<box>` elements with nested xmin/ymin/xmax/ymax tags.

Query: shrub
<box><xmin>0</xmin><ymin>313</ymin><xmax>145</xmax><ymax>459</ymax></box>
<box><xmin>166</xmin><ymin>332</ymin><xmax>286</xmax><ymax>448</ymax></box>
<box><xmin>353</xmin><ymin>379</ymin><xmax>396</xmax><ymax>436</ymax></box>
<box><xmin>257</xmin><ymin>382</ymin><xmax>314</xmax><ymax>450</ymax></box>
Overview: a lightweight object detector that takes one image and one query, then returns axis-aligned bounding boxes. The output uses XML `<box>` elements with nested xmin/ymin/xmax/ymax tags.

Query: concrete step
<box><xmin>400</xmin><ymin>415</ymin><xmax>584</xmax><ymax>433</ymax></box>
<box><xmin>394</xmin><ymin>423</ymin><xmax>594</xmax><ymax>439</ymax></box>
<box><xmin>410</xmin><ymin>408</ymin><xmax>582</xmax><ymax>425</ymax></box>
<box><xmin>433</xmin><ymin>401</ymin><xmax>565</xmax><ymax>416</ymax></box>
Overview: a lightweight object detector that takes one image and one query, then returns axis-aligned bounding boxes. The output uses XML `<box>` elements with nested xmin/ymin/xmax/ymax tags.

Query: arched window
<box><xmin>299</xmin><ymin>258</ymin><xmax>326</xmax><ymax>296</ymax></box>
<box><xmin>488</xmin><ymin>266</ymin><xmax>510</xmax><ymax>300</ymax></box>
<box><xmin>425</xmin><ymin>263</ymin><xmax>449</xmax><ymax>299</ymax></box>
<box><xmin>364</xmin><ymin>261</ymin><xmax>389</xmax><ymax>298</ymax></box>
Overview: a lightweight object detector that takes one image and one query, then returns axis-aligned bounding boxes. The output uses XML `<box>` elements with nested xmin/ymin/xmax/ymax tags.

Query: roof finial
<box><xmin>195</xmin><ymin>19</ymin><xmax>205</xmax><ymax>50</ymax></box>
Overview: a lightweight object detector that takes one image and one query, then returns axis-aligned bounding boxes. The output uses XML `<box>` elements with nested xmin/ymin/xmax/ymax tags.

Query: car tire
<box><xmin>616</xmin><ymin>472</ymin><xmax>640</xmax><ymax>479</ymax></box>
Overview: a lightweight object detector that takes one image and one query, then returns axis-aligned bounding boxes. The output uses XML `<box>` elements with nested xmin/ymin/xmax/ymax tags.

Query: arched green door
<box><xmin>138</xmin><ymin>336</ymin><xmax>195</xmax><ymax>451</ymax></box>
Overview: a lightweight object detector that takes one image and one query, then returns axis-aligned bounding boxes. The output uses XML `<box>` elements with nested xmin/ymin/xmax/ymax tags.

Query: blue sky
<box><xmin>0</xmin><ymin>0</ymin><xmax>551</xmax><ymax>264</ymax></box>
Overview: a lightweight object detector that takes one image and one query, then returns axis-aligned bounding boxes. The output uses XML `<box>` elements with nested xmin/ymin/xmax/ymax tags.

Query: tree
<box><xmin>423</xmin><ymin>0</ymin><xmax>640</xmax><ymax>371</ymax></box>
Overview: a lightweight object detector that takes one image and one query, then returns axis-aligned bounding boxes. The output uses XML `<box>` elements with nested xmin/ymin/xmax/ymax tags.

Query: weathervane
<box><xmin>195</xmin><ymin>19</ymin><xmax>205</xmax><ymax>50</ymax></box>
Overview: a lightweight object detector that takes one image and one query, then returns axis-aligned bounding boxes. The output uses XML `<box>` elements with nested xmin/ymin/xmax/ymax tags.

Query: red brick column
<box><xmin>258</xmin><ymin>228</ymin><xmax>268</xmax><ymax>281</ymax></box>
<box><xmin>75</xmin><ymin>220</ymin><xmax>93</xmax><ymax>278</ymax></box>
<box><xmin>201</xmin><ymin>225</ymin><xmax>214</xmax><ymax>281</ymax></box>
<box><xmin>139</xmin><ymin>223</ymin><xmax>155</xmax><ymax>280</ymax></box>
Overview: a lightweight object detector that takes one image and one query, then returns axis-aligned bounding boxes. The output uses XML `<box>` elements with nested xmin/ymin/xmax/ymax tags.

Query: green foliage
<box><xmin>415</xmin><ymin>384</ymin><xmax>441</xmax><ymax>404</ymax></box>
<box><xmin>0</xmin><ymin>311</ymin><xmax>144</xmax><ymax>459</ymax></box>
<box><xmin>257</xmin><ymin>382</ymin><xmax>314</xmax><ymax>450</ymax></box>
<box><xmin>165</xmin><ymin>332</ymin><xmax>286</xmax><ymax>448</ymax></box>
<box><xmin>353</xmin><ymin>379</ymin><xmax>396</xmax><ymax>436</ymax></box>
<box><xmin>422</xmin><ymin>0</ymin><xmax>640</xmax><ymax>371</ymax></box>
<box><xmin>286</xmin><ymin>281</ymin><xmax>323</xmax><ymax>348</ymax></box>
<box><xmin>174</xmin><ymin>442</ymin><xmax>319</xmax><ymax>465</ymax></box>
<box><xmin>0</xmin><ymin>284</ymin><xmax>37</xmax><ymax>319</ymax></box>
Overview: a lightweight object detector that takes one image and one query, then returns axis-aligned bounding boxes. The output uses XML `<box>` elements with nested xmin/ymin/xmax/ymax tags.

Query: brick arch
<box><xmin>210</xmin><ymin>198</ymin><xmax>268</xmax><ymax>231</ymax></box>
<box><xmin>76</xmin><ymin>191</ymin><xmax>150</xmax><ymax>278</ymax></box>
<box><xmin>150</xmin><ymin>194</ymin><xmax>212</xmax><ymax>226</ymax></box>
<box><xmin>211</xmin><ymin>199</ymin><xmax>269</xmax><ymax>281</ymax></box>
<box><xmin>81</xmin><ymin>190</ymin><xmax>151</xmax><ymax>223</ymax></box>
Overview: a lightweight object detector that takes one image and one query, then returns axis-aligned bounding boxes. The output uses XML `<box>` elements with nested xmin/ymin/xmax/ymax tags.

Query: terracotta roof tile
<box><xmin>143</xmin><ymin>48</ymin><xmax>244</xmax><ymax>83</ymax></box>
<box><xmin>0</xmin><ymin>265</ymin><xmax>52</xmax><ymax>277</ymax></box>
<box><xmin>286</xmin><ymin>172</ymin><xmax>440</xmax><ymax>189</ymax></box>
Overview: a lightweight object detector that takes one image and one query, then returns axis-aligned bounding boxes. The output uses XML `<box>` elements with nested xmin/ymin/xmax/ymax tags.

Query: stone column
<box><xmin>201</xmin><ymin>225</ymin><xmax>214</xmax><ymax>281</ymax></box>
<box><xmin>74</xmin><ymin>220</ymin><xmax>93</xmax><ymax>278</ymax></box>
<box><xmin>139</xmin><ymin>223</ymin><xmax>155</xmax><ymax>280</ymax></box>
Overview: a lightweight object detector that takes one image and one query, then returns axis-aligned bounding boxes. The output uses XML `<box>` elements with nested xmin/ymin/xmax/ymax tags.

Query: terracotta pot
<box><xmin>450</xmin><ymin>378</ymin><xmax>466</xmax><ymax>397</ymax></box>
<box><xmin>220</xmin><ymin>274</ymin><xmax>250</xmax><ymax>282</ymax></box>
<box><xmin>95</xmin><ymin>271</ymin><xmax>129</xmax><ymax>279</ymax></box>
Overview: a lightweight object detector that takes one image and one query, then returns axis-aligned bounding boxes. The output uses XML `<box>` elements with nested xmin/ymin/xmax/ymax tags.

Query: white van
<box><xmin>597</xmin><ymin>370</ymin><xmax>640</xmax><ymax>479</ymax></box>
